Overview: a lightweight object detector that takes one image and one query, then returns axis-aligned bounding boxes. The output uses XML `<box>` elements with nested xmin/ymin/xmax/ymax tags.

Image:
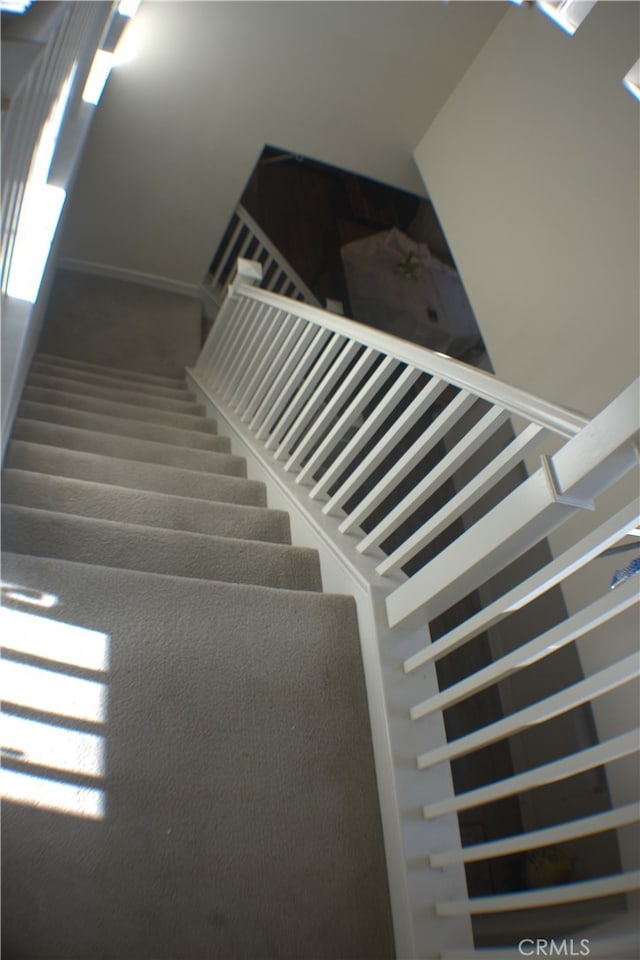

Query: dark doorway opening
<box><xmin>237</xmin><ymin>145</ymin><xmax>491</xmax><ymax>369</ymax></box>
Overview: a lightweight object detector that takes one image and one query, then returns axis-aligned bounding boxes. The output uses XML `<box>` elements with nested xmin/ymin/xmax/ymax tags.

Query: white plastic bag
<box><xmin>341</xmin><ymin>227</ymin><xmax>480</xmax><ymax>357</ymax></box>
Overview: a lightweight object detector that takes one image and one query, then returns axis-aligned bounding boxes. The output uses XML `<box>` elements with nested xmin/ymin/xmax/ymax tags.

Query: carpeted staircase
<box><xmin>1</xmin><ymin>352</ymin><xmax>394</xmax><ymax>959</ymax></box>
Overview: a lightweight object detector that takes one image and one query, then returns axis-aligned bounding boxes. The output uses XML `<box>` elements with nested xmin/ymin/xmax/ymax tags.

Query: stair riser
<box><xmin>28</xmin><ymin>373</ymin><xmax>204</xmax><ymax>414</ymax></box>
<box><xmin>2</xmin><ymin>470</ymin><xmax>291</xmax><ymax>544</ymax></box>
<box><xmin>17</xmin><ymin>401</ymin><xmax>228</xmax><ymax>453</ymax></box>
<box><xmin>36</xmin><ymin>352</ymin><xmax>189</xmax><ymax>389</ymax></box>
<box><xmin>5</xmin><ymin>442</ymin><xmax>267</xmax><ymax>506</ymax></box>
<box><xmin>22</xmin><ymin>386</ymin><xmax>216</xmax><ymax>433</ymax></box>
<box><xmin>2</xmin><ymin>507</ymin><xmax>322</xmax><ymax>591</ymax></box>
<box><xmin>11</xmin><ymin>420</ymin><xmax>246</xmax><ymax>476</ymax></box>
<box><xmin>31</xmin><ymin>361</ymin><xmax>193</xmax><ymax>399</ymax></box>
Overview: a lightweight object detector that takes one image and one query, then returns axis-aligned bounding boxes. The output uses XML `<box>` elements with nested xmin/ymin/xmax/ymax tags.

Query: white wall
<box><xmin>414</xmin><ymin>0</ymin><xmax>639</xmax><ymax>418</ymax></box>
<box><xmin>58</xmin><ymin>0</ymin><xmax>505</xmax><ymax>285</ymax></box>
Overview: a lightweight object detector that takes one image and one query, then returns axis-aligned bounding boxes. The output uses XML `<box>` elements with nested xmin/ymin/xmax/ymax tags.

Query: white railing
<box><xmin>188</xmin><ymin>260</ymin><xmax>640</xmax><ymax>959</ymax></box>
<box><xmin>1</xmin><ymin>1</ymin><xmax>115</xmax><ymax>294</ymax></box>
<box><xmin>1</xmin><ymin>1</ymin><xmax>119</xmax><ymax>456</ymax></box>
<box><xmin>203</xmin><ymin>203</ymin><xmax>320</xmax><ymax>307</ymax></box>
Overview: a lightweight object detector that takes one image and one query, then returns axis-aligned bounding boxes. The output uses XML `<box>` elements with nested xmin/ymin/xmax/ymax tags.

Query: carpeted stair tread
<box><xmin>31</xmin><ymin>361</ymin><xmax>195</xmax><ymax>399</ymax></box>
<box><xmin>2</xmin><ymin>505</ymin><xmax>322</xmax><ymax>591</ymax></box>
<box><xmin>11</xmin><ymin>420</ymin><xmax>245</xmax><ymax>475</ymax></box>
<box><xmin>35</xmin><ymin>351</ymin><xmax>190</xmax><ymax>389</ymax></box>
<box><xmin>27</xmin><ymin>372</ymin><xmax>205</xmax><ymax>414</ymax></box>
<box><xmin>2</xmin><ymin>470</ymin><xmax>291</xmax><ymax>544</ymax></box>
<box><xmin>22</xmin><ymin>385</ymin><xmax>217</xmax><ymax>433</ymax></box>
<box><xmin>5</xmin><ymin>441</ymin><xmax>267</xmax><ymax>506</ymax></box>
<box><xmin>17</xmin><ymin>401</ymin><xmax>228</xmax><ymax>452</ymax></box>
<box><xmin>1</xmin><ymin>552</ymin><xmax>393</xmax><ymax>960</ymax></box>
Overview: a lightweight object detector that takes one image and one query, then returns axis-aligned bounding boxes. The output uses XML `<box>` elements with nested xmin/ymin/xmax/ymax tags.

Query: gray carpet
<box><xmin>35</xmin><ymin>351</ymin><xmax>193</xmax><ymax>388</ymax></box>
<box><xmin>2</xmin><ymin>470</ymin><xmax>288</xmax><ymax>542</ymax></box>
<box><xmin>17</xmin><ymin>400</ymin><xmax>228</xmax><ymax>450</ymax></box>
<box><xmin>30</xmin><ymin>360</ymin><xmax>194</xmax><ymax>397</ymax></box>
<box><xmin>5</xmin><ymin>440</ymin><xmax>268</xmax><ymax>505</ymax></box>
<box><xmin>37</xmin><ymin>271</ymin><xmax>202</xmax><ymax>377</ymax></box>
<box><xmin>22</xmin><ymin>384</ymin><xmax>217</xmax><ymax>432</ymax></box>
<box><xmin>1</xmin><ymin>351</ymin><xmax>394</xmax><ymax>959</ymax></box>
<box><xmin>11</xmin><ymin>419</ymin><xmax>242</xmax><ymax>474</ymax></box>
<box><xmin>27</xmin><ymin>370</ymin><xmax>205</xmax><ymax>413</ymax></box>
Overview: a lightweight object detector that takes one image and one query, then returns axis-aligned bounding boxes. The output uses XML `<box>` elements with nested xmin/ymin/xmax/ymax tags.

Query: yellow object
<box><xmin>396</xmin><ymin>253</ymin><xmax>424</xmax><ymax>280</ymax></box>
<box><xmin>524</xmin><ymin>846</ymin><xmax>574</xmax><ymax>888</ymax></box>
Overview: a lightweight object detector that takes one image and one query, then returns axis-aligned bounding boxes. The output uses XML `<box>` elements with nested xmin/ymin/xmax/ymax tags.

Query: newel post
<box><xmin>228</xmin><ymin>258</ymin><xmax>263</xmax><ymax>299</ymax></box>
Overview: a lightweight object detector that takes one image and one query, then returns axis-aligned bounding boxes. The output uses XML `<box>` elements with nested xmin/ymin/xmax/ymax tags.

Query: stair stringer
<box><xmin>187</xmin><ymin>368</ymin><xmax>474</xmax><ymax>960</ymax></box>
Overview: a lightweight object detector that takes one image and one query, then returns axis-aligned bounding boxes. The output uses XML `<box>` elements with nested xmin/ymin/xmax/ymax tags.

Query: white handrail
<box><xmin>189</xmin><ymin>258</ymin><xmax>640</xmax><ymax>959</ymax></box>
<box><xmin>403</xmin><ymin>500</ymin><xmax>640</xmax><ymax>673</ymax></box>
<box><xmin>231</xmin><ymin>276</ymin><xmax>589</xmax><ymax>438</ymax></box>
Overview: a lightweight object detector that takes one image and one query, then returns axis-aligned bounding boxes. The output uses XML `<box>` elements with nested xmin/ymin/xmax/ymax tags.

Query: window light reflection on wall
<box><xmin>6</xmin><ymin>186</ymin><xmax>66</xmax><ymax>302</ymax></box>
<box><xmin>0</xmin><ymin>0</ymin><xmax>32</xmax><ymax>10</ymax></box>
<box><xmin>6</xmin><ymin>64</ymin><xmax>77</xmax><ymax>303</ymax></box>
<box><xmin>536</xmin><ymin>0</ymin><xmax>597</xmax><ymax>36</ymax></box>
<box><xmin>622</xmin><ymin>59</ymin><xmax>640</xmax><ymax>103</ymax></box>
<box><xmin>82</xmin><ymin>1</ymin><xmax>142</xmax><ymax>106</ymax></box>
<box><xmin>82</xmin><ymin>49</ymin><xmax>115</xmax><ymax>106</ymax></box>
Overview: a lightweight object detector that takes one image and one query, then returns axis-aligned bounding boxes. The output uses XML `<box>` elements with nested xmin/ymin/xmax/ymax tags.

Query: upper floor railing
<box><xmin>202</xmin><ymin>203</ymin><xmax>320</xmax><ymax>307</ymax></box>
<box><xmin>190</xmin><ymin>259</ymin><xmax>640</xmax><ymax>959</ymax></box>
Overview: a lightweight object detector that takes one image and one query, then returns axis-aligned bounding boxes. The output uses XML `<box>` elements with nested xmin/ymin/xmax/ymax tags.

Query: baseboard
<box><xmin>56</xmin><ymin>257</ymin><xmax>202</xmax><ymax>301</ymax></box>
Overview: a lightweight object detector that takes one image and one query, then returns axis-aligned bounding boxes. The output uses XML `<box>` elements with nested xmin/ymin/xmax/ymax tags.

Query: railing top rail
<box><xmin>233</xmin><ymin>274</ymin><xmax>590</xmax><ymax>438</ymax></box>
